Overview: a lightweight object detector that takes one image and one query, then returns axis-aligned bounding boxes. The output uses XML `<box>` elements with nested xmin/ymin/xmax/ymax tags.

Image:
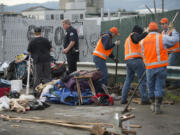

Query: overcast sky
<box><xmin>1</xmin><ymin>0</ymin><xmax>58</xmax><ymax>6</ymax></box>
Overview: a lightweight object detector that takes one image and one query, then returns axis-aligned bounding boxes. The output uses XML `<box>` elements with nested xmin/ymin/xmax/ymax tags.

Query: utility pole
<box><xmin>154</xmin><ymin>0</ymin><xmax>157</xmax><ymax>15</ymax></box>
<box><xmin>0</xmin><ymin>4</ymin><xmax>5</xmax><ymax>62</ymax></box>
<box><xmin>162</xmin><ymin>0</ymin><xmax>164</xmax><ymax>13</ymax></box>
<box><xmin>153</xmin><ymin>0</ymin><xmax>157</xmax><ymax>22</ymax></box>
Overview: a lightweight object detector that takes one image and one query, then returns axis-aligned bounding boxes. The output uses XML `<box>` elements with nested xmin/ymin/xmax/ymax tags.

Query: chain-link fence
<box><xmin>0</xmin><ymin>16</ymin><xmax>100</xmax><ymax>63</ymax></box>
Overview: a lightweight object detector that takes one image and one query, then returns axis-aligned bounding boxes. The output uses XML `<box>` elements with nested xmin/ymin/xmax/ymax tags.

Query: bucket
<box><xmin>11</xmin><ymin>80</ymin><xmax>22</xmax><ymax>93</ymax></box>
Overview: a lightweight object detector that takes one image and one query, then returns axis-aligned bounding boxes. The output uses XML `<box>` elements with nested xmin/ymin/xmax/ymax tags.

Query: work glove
<box><xmin>144</xmin><ymin>27</ymin><xmax>149</xmax><ymax>33</ymax></box>
<box><xmin>169</xmin><ymin>23</ymin><xmax>174</xmax><ymax>29</ymax></box>
<box><xmin>113</xmin><ymin>57</ymin><xmax>119</xmax><ymax>63</ymax></box>
<box><xmin>114</xmin><ymin>40</ymin><xmax>120</xmax><ymax>46</ymax></box>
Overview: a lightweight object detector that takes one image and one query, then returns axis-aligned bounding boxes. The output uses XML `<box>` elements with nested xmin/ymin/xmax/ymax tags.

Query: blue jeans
<box><xmin>122</xmin><ymin>58</ymin><xmax>148</xmax><ymax>102</ymax></box>
<box><xmin>146</xmin><ymin>67</ymin><xmax>167</xmax><ymax>99</ymax></box>
<box><xmin>168</xmin><ymin>52</ymin><xmax>180</xmax><ymax>66</ymax></box>
<box><xmin>168</xmin><ymin>52</ymin><xmax>180</xmax><ymax>87</ymax></box>
<box><xmin>93</xmin><ymin>55</ymin><xmax>108</xmax><ymax>85</ymax></box>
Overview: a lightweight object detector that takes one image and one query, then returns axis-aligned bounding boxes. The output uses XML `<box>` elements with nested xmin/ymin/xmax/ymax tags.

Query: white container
<box><xmin>11</xmin><ymin>80</ymin><xmax>22</xmax><ymax>93</ymax></box>
<box><xmin>113</xmin><ymin>113</ymin><xmax>122</xmax><ymax>133</ymax></box>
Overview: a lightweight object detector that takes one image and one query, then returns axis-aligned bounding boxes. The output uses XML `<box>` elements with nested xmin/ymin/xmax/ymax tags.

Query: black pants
<box><xmin>33</xmin><ymin>62</ymin><xmax>51</xmax><ymax>89</ymax></box>
<box><xmin>66</xmin><ymin>52</ymin><xmax>78</xmax><ymax>74</ymax></box>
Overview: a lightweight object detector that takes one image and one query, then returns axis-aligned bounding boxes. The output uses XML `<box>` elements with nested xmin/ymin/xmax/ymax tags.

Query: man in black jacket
<box><xmin>121</xmin><ymin>25</ymin><xmax>149</xmax><ymax>104</ymax></box>
<box><xmin>27</xmin><ymin>27</ymin><xmax>53</xmax><ymax>96</ymax></box>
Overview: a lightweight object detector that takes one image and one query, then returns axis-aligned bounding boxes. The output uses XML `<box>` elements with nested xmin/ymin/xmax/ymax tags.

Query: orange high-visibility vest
<box><xmin>93</xmin><ymin>34</ymin><xmax>113</xmax><ymax>60</ymax></box>
<box><xmin>162</xmin><ymin>30</ymin><xmax>180</xmax><ymax>53</ymax></box>
<box><xmin>124</xmin><ymin>34</ymin><xmax>142</xmax><ymax>60</ymax></box>
<box><xmin>140</xmin><ymin>33</ymin><xmax>168</xmax><ymax>69</ymax></box>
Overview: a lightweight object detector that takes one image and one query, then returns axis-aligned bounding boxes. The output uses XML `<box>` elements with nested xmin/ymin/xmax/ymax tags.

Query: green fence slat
<box><xmin>101</xmin><ymin>9</ymin><xmax>180</xmax><ymax>65</ymax></box>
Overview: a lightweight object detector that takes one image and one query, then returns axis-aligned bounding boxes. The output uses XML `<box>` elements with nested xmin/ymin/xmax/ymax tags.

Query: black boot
<box><xmin>155</xmin><ymin>97</ymin><xmax>163</xmax><ymax>114</ymax></box>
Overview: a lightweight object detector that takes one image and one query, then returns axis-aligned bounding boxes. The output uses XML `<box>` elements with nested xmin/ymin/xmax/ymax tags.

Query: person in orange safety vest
<box><xmin>160</xmin><ymin>17</ymin><xmax>180</xmax><ymax>89</ymax></box>
<box><xmin>160</xmin><ymin>18</ymin><xmax>180</xmax><ymax>66</ymax></box>
<box><xmin>121</xmin><ymin>25</ymin><xmax>149</xmax><ymax>105</ymax></box>
<box><xmin>93</xmin><ymin>27</ymin><xmax>120</xmax><ymax>86</ymax></box>
<box><xmin>140</xmin><ymin>22</ymin><xmax>179</xmax><ymax>114</ymax></box>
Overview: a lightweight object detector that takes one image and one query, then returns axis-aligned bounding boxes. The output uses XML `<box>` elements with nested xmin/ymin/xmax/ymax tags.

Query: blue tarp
<box><xmin>44</xmin><ymin>80</ymin><xmax>93</xmax><ymax>106</ymax></box>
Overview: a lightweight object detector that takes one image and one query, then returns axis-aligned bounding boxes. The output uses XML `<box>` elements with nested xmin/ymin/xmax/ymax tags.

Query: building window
<box><xmin>60</xmin><ymin>14</ymin><xmax>64</xmax><ymax>20</ymax></box>
<box><xmin>72</xmin><ymin>14</ymin><xmax>79</xmax><ymax>21</ymax></box>
<box><xmin>51</xmin><ymin>14</ymin><xmax>54</xmax><ymax>20</ymax></box>
<box><xmin>46</xmin><ymin>15</ymin><xmax>50</xmax><ymax>20</ymax></box>
<box><xmin>80</xmin><ymin>14</ymin><xmax>83</xmax><ymax>19</ymax></box>
<box><xmin>32</xmin><ymin>15</ymin><xmax>35</xmax><ymax>19</ymax></box>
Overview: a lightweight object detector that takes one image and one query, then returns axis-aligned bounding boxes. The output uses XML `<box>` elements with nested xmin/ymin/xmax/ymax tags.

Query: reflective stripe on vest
<box><xmin>140</xmin><ymin>33</ymin><xmax>168</xmax><ymax>68</ymax></box>
<box><xmin>93</xmin><ymin>50</ymin><xmax>108</xmax><ymax>59</ymax></box>
<box><xmin>162</xmin><ymin>30</ymin><xmax>180</xmax><ymax>53</ymax></box>
<box><xmin>125</xmin><ymin>36</ymin><xmax>141</xmax><ymax>60</ymax></box>
<box><xmin>93</xmin><ymin>34</ymin><xmax>113</xmax><ymax>60</ymax></box>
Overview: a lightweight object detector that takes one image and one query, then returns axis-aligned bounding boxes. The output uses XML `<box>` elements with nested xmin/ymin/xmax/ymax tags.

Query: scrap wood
<box><xmin>27</xmin><ymin>117</ymin><xmax>113</xmax><ymax>128</ymax></box>
<box><xmin>162</xmin><ymin>100</ymin><xmax>175</xmax><ymax>105</ymax></box>
<box><xmin>0</xmin><ymin>115</ymin><xmax>113</xmax><ymax>131</ymax></box>
<box><xmin>130</xmin><ymin>124</ymin><xmax>142</xmax><ymax>128</ymax></box>
<box><xmin>11</xmin><ymin>125</ymin><xmax>20</xmax><ymax>128</ymax></box>
<box><xmin>132</xmin><ymin>98</ymin><xmax>141</xmax><ymax>105</ymax></box>
<box><xmin>120</xmin><ymin>114</ymin><xmax>135</xmax><ymax>122</ymax></box>
<box><xmin>0</xmin><ymin>115</ymin><xmax>138</xmax><ymax>135</ymax></box>
<box><xmin>0</xmin><ymin>114</ymin><xmax>92</xmax><ymax>130</ymax></box>
<box><xmin>91</xmin><ymin>125</ymin><xmax>105</xmax><ymax>135</ymax></box>
<box><xmin>123</xmin><ymin>124</ymin><xmax>141</xmax><ymax>129</ymax></box>
<box><xmin>122</xmin><ymin>129</ymin><xmax>136</xmax><ymax>135</ymax></box>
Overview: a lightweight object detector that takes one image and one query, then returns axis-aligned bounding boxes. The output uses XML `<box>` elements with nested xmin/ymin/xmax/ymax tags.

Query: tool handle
<box><xmin>122</xmin><ymin>71</ymin><xmax>146</xmax><ymax>113</ymax></box>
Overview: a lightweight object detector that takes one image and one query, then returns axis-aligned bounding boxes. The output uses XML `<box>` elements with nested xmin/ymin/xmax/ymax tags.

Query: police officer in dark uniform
<box><xmin>62</xmin><ymin>19</ymin><xmax>79</xmax><ymax>74</ymax></box>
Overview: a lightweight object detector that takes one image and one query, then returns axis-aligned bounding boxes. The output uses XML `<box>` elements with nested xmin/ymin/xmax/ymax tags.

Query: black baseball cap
<box><xmin>34</xmin><ymin>27</ymin><xmax>41</xmax><ymax>33</ymax></box>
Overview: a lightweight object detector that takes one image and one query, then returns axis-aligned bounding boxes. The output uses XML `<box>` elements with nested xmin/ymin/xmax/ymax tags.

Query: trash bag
<box><xmin>29</xmin><ymin>100</ymin><xmax>50</xmax><ymax>110</ymax></box>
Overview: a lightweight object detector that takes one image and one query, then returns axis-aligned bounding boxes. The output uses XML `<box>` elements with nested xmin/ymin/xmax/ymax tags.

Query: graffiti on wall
<box><xmin>3</xmin><ymin>17</ymin><xmax>100</xmax><ymax>62</ymax></box>
<box><xmin>82</xmin><ymin>33</ymin><xmax>99</xmax><ymax>57</ymax></box>
<box><xmin>27</xmin><ymin>25</ymin><xmax>64</xmax><ymax>46</ymax></box>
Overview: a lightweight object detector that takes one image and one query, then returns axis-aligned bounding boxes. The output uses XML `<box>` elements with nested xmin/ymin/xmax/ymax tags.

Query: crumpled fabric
<box><xmin>45</xmin><ymin>80</ymin><xmax>93</xmax><ymax>105</ymax></box>
<box><xmin>0</xmin><ymin>96</ymin><xmax>10</xmax><ymax>111</ymax></box>
<box><xmin>9</xmin><ymin>98</ymin><xmax>30</xmax><ymax>113</ymax></box>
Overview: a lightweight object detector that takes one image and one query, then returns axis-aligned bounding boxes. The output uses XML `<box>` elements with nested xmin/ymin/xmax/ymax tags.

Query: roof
<box><xmin>2</xmin><ymin>12</ymin><xmax>22</xmax><ymax>16</ymax></box>
<box><xmin>22</xmin><ymin>6</ymin><xmax>53</xmax><ymax>12</ymax></box>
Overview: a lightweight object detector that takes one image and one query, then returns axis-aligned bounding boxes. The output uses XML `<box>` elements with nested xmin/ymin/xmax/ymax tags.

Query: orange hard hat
<box><xmin>160</xmin><ymin>18</ymin><xmax>168</xmax><ymax>24</ymax></box>
<box><xmin>110</xmin><ymin>27</ymin><xmax>120</xmax><ymax>36</ymax></box>
<box><xmin>149</xmin><ymin>22</ymin><xmax>158</xmax><ymax>31</ymax></box>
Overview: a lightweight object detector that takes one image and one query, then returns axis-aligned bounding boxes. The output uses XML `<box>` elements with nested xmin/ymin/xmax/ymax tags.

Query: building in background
<box><xmin>22</xmin><ymin>6</ymin><xmax>85</xmax><ymax>21</ymax></box>
<box><xmin>59</xmin><ymin>0</ymin><xmax>104</xmax><ymax>15</ymax></box>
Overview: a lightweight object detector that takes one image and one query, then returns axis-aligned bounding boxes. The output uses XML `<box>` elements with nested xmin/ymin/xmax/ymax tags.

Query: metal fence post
<box><xmin>0</xmin><ymin>4</ymin><xmax>5</xmax><ymax>62</ymax></box>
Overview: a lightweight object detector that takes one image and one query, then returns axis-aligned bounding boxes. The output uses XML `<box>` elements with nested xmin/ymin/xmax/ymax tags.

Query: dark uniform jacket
<box><xmin>64</xmin><ymin>26</ymin><xmax>79</xmax><ymax>54</ymax></box>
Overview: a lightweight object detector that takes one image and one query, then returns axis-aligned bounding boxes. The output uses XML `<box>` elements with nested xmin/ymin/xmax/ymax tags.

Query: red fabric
<box><xmin>91</xmin><ymin>93</ymin><xmax>114</xmax><ymax>106</ymax></box>
<box><xmin>0</xmin><ymin>87</ymin><xmax>10</xmax><ymax>97</ymax></box>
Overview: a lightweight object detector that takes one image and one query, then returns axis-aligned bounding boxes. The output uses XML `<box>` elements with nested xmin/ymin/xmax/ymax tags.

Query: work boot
<box><xmin>121</xmin><ymin>100</ymin><xmax>128</xmax><ymax>104</ymax></box>
<box><xmin>154</xmin><ymin>97</ymin><xmax>163</xmax><ymax>114</ymax></box>
<box><xmin>150</xmin><ymin>98</ymin><xmax>155</xmax><ymax>112</ymax></box>
<box><xmin>141</xmin><ymin>100</ymin><xmax>151</xmax><ymax>105</ymax></box>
